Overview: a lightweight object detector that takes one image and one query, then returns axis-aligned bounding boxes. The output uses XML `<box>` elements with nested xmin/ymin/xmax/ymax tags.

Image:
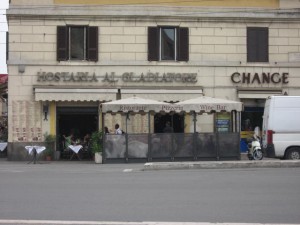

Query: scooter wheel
<box><xmin>253</xmin><ymin>149</ymin><xmax>263</xmax><ymax>160</ymax></box>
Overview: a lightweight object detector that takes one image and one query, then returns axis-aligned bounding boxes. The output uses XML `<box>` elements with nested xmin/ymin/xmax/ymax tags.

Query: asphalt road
<box><xmin>0</xmin><ymin>160</ymin><xmax>299</xmax><ymax>224</ymax></box>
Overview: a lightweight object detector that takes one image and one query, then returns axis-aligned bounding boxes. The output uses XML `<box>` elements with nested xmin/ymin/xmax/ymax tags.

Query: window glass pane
<box><xmin>70</xmin><ymin>27</ymin><xmax>85</xmax><ymax>60</ymax></box>
<box><xmin>161</xmin><ymin>28</ymin><xmax>175</xmax><ymax>60</ymax></box>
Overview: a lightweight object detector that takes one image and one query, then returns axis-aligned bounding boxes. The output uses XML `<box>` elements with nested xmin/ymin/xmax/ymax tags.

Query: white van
<box><xmin>262</xmin><ymin>96</ymin><xmax>300</xmax><ymax>159</ymax></box>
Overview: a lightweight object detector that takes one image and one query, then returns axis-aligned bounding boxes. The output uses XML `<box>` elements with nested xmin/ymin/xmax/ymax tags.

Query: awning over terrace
<box><xmin>102</xmin><ymin>96</ymin><xmax>243</xmax><ymax>113</ymax></box>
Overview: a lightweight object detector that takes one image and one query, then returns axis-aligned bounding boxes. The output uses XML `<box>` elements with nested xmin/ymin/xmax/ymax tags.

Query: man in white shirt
<box><xmin>115</xmin><ymin>123</ymin><xmax>122</xmax><ymax>134</ymax></box>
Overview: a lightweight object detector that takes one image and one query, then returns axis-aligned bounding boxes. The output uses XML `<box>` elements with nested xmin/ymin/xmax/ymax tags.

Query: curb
<box><xmin>143</xmin><ymin>160</ymin><xmax>300</xmax><ymax>171</ymax></box>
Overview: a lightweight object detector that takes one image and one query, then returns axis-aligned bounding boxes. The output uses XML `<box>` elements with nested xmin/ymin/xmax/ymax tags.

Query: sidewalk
<box><xmin>142</xmin><ymin>153</ymin><xmax>300</xmax><ymax>171</ymax></box>
<box><xmin>1</xmin><ymin>156</ymin><xmax>300</xmax><ymax>171</ymax></box>
<box><xmin>143</xmin><ymin>158</ymin><xmax>300</xmax><ymax>171</ymax></box>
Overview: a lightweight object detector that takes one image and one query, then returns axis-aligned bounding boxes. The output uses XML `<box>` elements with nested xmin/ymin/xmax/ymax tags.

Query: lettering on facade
<box><xmin>37</xmin><ymin>72</ymin><xmax>98</xmax><ymax>82</ymax></box>
<box><xmin>231</xmin><ymin>72</ymin><xmax>289</xmax><ymax>84</ymax></box>
<box><xmin>102</xmin><ymin>72</ymin><xmax>118</xmax><ymax>83</ymax></box>
<box><xmin>37</xmin><ymin>71</ymin><xmax>198</xmax><ymax>84</ymax></box>
<box><xmin>121</xmin><ymin>72</ymin><xmax>197</xmax><ymax>83</ymax></box>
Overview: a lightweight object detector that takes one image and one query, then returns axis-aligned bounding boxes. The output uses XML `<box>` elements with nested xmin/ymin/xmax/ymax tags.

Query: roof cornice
<box><xmin>7</xmin><ymin>5</ymin><xmax>300</xmax><ymax>21</ymax></box>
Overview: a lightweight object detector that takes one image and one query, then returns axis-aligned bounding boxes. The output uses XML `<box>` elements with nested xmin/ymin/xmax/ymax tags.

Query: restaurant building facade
<box><xmin>6</xmin><ymin>0</ymin><xmax>300</xmax><ymax>160</ymax></box>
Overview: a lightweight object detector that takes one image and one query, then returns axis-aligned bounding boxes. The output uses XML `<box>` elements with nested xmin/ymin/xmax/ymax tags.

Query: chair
<box><xmin>81</xmin><ymin>141</ymin><xmax>93</xmax><ymax>160</ymax></box>
<box><xmin>60</xmin><ymin>138</ymin><xmax>72</xmax><ymax>160</ymax></box>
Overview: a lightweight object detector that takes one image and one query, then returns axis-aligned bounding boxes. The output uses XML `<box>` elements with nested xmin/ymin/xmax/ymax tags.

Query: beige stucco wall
<box><xmin>8</xmin><ymin>17</ymin><xmax>300</xmax><ymax>91</ymax></box>
<box><xmin>6</xmin><ymin>3</ymin><xmax>300</xmax><ymax>145</ymax></box>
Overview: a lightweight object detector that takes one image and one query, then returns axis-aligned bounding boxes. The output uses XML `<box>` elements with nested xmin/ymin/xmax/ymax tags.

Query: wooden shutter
<box><xmin>87</xmin><ymin>26</ymin><xmax>98</xmax><ymax>62</ymax></box>
<box><xmin>148</xmin><ymin>27</ymin><xmax>159</xmax><ymax>61</ymax></box>
<box><xmin>177</xmin><ymin>27</ymin><xmax>189</xmax><ymax>61</ymax></box>
<box><xmin>57</xmin><ymin>26</ymin><xmax>68</xmax><ymax>61</ymax></box>
<box><xmin>247</xmin><ymin>28</ymin><xmax>256</xmax><ymax>62</ymax></box>
<box><xmin>247</xmin><ymin>27</ymin><xmax>268</xmax><ymax>62</ymax></box>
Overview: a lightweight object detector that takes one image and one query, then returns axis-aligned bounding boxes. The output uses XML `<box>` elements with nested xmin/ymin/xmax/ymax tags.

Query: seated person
<box><xmin>63</xmin><ymin>132</ymin><xmax>75</xmax><ymax>149</ymax></box>
<box><xmin>115</xmin><ymin>124</ymin><xmax>123</xmax><ymax>135</ymax></box>
<box><xmin>80</xmin><ymin>133</ymin><xmax>90</xmax><ymax>154</ymax></box>
<box><xmin>83</xmin><ymin>133</ymin><xmax>91</xmax><ymax>146</ymax></box>
<box><xmin>104</xmin><ymin>127</ymin><xmax>110</xmax><ymax>134</ymax></box>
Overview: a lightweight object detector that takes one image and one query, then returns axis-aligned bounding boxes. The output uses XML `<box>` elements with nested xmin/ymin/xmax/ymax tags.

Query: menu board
<box><xmin>216</xmin><ymin>112</ymin><xmax>231</xmax><ymax>132</ymax></box>
<box><xmin>12</xmin><ymin>101</ymin><xmax>42</xmax><ymax>142</ymax></box>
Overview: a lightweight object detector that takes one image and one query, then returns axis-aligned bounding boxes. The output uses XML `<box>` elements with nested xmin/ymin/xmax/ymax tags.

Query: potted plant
<box><xmin>44</xmin><ymin>133</ymin><xmax>56</xmax><ymax>161</ymax></box>
<box><xmin>90</xmin><ymin>130</ymin><xmax>103</xmax><ymax>164</ymax></box>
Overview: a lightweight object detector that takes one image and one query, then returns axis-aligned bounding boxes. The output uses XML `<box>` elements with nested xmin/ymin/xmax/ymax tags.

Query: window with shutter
<box><xmin>87</xmin><ymin>26</ymin><xmax>98</xmax><ymax>62</ymax></box>
<box><xmin>56</xmin><ymin>26</ymin><xmax>98</xmax><ymax>62</ymax></box>
<box><xmin>148</xmin><ymin>26</ymin><xmax>189</xmax><ymax>62</ymax></box>
<box><xmin>247</xmin><ymin>27</ymin><xmax>268</xmax><ymax>62</ymax></box>
<box><xmin>177</xmin><ymin>27</ymin><xmax>189</xmax><ymax>61</ymax></box>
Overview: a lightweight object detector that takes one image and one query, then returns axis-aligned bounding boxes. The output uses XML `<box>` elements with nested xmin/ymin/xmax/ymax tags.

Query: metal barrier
<box><xmin>103</xmin><ymin>133</ymin><xmax>240</xmax><ymax>163</ymax></box>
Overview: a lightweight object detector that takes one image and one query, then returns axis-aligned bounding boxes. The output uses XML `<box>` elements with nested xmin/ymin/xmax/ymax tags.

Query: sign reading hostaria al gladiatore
<box><xmin>37</xmin><ymin>71</ymin><xmax>198</xmax><ymax>84</ymax></box>
<box><xmin>54</xmin><ymin>0</ymin><xmax>278</xmax><ymax>8</ymax></box>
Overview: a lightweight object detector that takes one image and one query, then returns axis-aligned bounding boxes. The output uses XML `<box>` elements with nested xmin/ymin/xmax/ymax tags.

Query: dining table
<box><xmin>68</xmin><ymin>144</ymin><xmax>83</xmax><ymax>160</ymax></box>
<box><xmin>0</xmin><ymin>142</ymin><xmax>8</xmax><ymax>157</ymax></box>
<box><xmin>25</xmin><ymin>145</ymin><xmax>46</xmax><ymax>164</ymax></box>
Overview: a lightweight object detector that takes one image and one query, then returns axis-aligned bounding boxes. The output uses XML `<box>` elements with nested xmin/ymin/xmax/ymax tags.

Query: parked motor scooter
<box><xmin>247</xmin><ymin>133</ymin><xmax>263</xmax><ymax>160</ymax></box>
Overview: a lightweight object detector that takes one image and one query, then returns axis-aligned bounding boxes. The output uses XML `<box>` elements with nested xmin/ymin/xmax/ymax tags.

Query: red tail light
<box><xmin>267</xmin><ymin>130</ymin><xmax>273</xmax><ymax>144</ymax></box>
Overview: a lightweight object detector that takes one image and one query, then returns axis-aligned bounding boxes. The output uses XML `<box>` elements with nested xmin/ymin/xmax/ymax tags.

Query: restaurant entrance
<box><xmin>56</xmin><ymin>107</ymin><xmax>98</xmax><ymax>152</ymax></box>
<box><xmin>154</xmin><ymin>114</ymin><xmax>184</xmax><ymax>133</ymax></box>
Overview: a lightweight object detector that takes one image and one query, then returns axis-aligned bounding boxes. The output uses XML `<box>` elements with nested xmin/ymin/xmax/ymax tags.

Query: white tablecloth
<box><xmin>0</xmin><ymin>142</ymin><xmax>7</xmax><ymax>151</ymax></box>
<box><xmin>25</xmin><ymin>146</ymin><xmax>46</xmax><ymax>154</ymax></box>
<box><xmin>68</xmin><ymin>145</ymin><xmax>83</xmax><ymax>154</ymax></box>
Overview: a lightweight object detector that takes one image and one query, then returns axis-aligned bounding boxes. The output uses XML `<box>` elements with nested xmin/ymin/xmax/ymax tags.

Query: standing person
<box><xmin>162</xmin><ymin>121</ymin><xmax>174</xmax><ymax>155</ymax></box>
<box><xmin>163</xmin><ymin>121</ymin><xmax>174</xmax><ymax>133</ymax></box>
<box><xmin>115</xmin><ymin>123</ymin><xmax>122</xmax><ymax>134</ymax></box>
<box><xmin>254</xmin><ymin>126</ymin><xmax>261</xmax><ymax>140</ymax></box>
